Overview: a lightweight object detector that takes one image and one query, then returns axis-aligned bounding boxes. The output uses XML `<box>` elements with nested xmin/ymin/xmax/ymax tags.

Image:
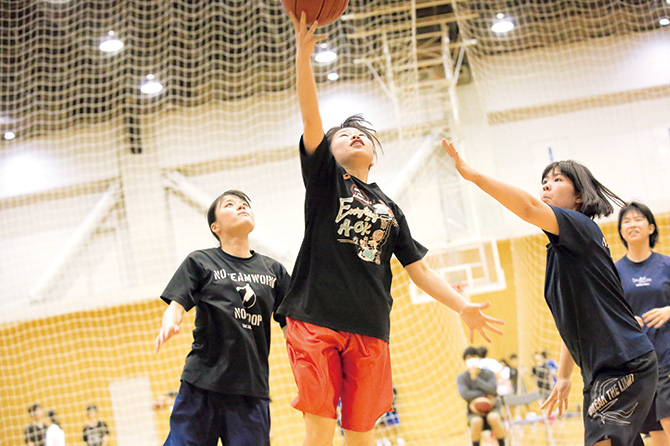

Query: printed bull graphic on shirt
<box><xmin>234</xmin><ymin>283</ymin><xmax>263</xmax><ymax>329</ymax></box>
<box><xmin>236</xmin><ymin>283</ymin><xmax>257</xmax><ymax>308</ymax></box>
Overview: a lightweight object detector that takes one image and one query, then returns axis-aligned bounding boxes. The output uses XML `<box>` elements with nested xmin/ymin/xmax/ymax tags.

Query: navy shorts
<box><xmin>164</xmin><ymin>381</ymin><xmax>270</xmax><ymax>446</ymax></box>
<box><xmin>583</xmin><ymin>351</ymin><xmax>658</xmax><ymax>446</ymax></box>
<box><xmin>640</xmin><ymin>364</ymin><xmax>670</xmax><ymax>433</ymax></box>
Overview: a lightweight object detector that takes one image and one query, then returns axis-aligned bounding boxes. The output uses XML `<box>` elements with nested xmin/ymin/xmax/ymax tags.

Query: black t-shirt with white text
<box><xmin>543</xmin><ymin>206</ymin><xmax>653</xmax><ymax>384</ymax></box>
<box><xmin>277</xmin><ymin>136</ymin><xmax>428</xmax><ymax>342</ymax></box>
<box><xmin>161</xmin><ymin>248</ymin><xmax>289</xmax><ymax>398</ymax></box>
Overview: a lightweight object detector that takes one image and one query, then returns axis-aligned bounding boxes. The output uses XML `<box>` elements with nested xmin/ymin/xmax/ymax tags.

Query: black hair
<box><xmin>477</xmin><ymin>346</ymin><xmax>488</xmax><ymax>358</ymax></box>
<box><xmin>324</xmin><ymin>114</ymin><xmax>383</xmax><ymax>160</ymax></box>
<box><xmin>617</xmin><ymin>201</ymin><xmax>659</xmax><ymax>249</ymax></box>
<box><xmin>86</xmin><ymin>404</ymin><xmax>98</xmax><ymax>412</ymax></box>
<box><xmin>509</xmin><ymin>353</ymin><xmax>518</xmax><ymax>360</ymax></box>
<box><xmin>463</xmin><ymin>346</ymin><xmax>480</xmax><ymax>360</ymax></box>
<box><xmin>206</xmin><ymin>189</ymin><xmax>252</xmax><ymax>245</ymax></box>
<box><xmin>47</xmin><ymin>409</ymin><xmax>60</xmax><ymax>427</ymax></box>
<box><xmin>541</xmin><ymin>160</ymin><xmax>625</xmax><ymax>219</ymax></box>
<box><xmin>28</xmin><ymin>403</ymin><xmax>42</xmax><ymax>415</ymax></box>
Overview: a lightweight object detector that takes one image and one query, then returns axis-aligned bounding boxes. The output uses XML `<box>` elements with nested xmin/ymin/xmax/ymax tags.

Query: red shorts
<box><xmin>285</xmin><ymin>318</ymin><xmax>393</xmax><ymax>432</ymax></box>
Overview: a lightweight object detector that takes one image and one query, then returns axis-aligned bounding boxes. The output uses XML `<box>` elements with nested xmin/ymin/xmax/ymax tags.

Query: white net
<box><xmin>0</xmin><ymin>1</ymin><xmax>474</xmax><ymax>445</ymax></box>
<box><xmin>2</xmin><ymin>0</ymin><xmax>669</xmax><ymax>445</ymax></box>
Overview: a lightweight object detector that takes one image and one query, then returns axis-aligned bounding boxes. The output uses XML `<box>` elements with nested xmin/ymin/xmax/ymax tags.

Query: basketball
<box><xmin>469</xmin><ymin>396</ymin><xmax>495</xmax><ymax>416</ymax></box>
<box><xmin>281</xmin><ymin>0</ymin><xmax>349</xmax><ymax>26</ymax></box>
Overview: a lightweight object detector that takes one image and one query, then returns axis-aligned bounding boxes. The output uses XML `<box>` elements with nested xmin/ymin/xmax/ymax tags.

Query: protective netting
<box><xmin>2</xmin><ymin>0</ymin><xmax>669</xmax><ymax>445</ymax></box>
<box><xmin>0</xmin><ymin>1</ymin><xmax>473</xmax><ymax>445</ymax></box>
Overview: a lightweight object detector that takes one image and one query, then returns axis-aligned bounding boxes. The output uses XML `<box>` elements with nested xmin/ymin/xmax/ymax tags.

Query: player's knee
<box><xmin>342</xmin><ymin>428</ymin><xmax>375</xmax><ymax>446</ymax></box>
<box><xmin>469</xmin><ymin>416</ymin><xmax>484</xmax><ymax>430</ymax></box>
<box><xmin>486</xmin><ymin>412</ymin><xmax>502</xmax><ymax>424</ymax></box>
<box><xmin>304</xmin><ymin>413</ymin><xmax>337</xmax><ymax>446</ymax></box>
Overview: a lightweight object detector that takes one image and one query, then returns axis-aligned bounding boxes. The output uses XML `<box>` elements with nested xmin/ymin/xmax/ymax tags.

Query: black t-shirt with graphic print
<box><xmin>277</xmin><ymin>135</ymin><xmax>428</xmax><ymax>343</ymax></box>
<box><xmin>82</xmin><ymin>420</ymin><xmax>110</xmax><ymax>446</ymax></box>
<box><xmin>161</xmin><ymin>248</ymin><xmax>289</xmax><ymax>399</ymax></box>
<box><xmin>24</xmin><ymin>423</ymin><xmax>46</xmax><ymax>446</ymax></box>
<box><xmin>543</xmin><ymin>206</ymin><xmax>653</xmax><ymax>385</ymax></box>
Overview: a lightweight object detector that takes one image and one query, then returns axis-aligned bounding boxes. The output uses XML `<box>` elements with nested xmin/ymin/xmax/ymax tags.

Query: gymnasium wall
<box><xmin>0</xmin><ymin>263</ymin><xmax>472</xmax><ymax>446</ymax></box>
<box><xmin>3</xmin><ymin>211</ymin><xmax>668</xmax><ymax>445</ymax></box>
<box><xmin>0</xmin><ymin>233</ymin><xmax>519</xmax><ymax>446</ymax></box>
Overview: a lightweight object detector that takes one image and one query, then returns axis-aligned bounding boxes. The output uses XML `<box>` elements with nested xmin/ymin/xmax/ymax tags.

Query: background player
<box><xmin>457</xmin><ymin>346</ymin><xmax>506</xmax><ymax>446</ymax></box>
<box><xmin>25</xmin><ymin>403</ymin><xmax>46</xmax><ymax>446</ymax></box>
<box><xmin>82</xmin><ymin>404</ymin><xmax>110</xmax><ymax>446</ymax></box>
<box><xmin>616</xmin><ymin>202</ymin><xmax>670</xmax><ymax>445</ymax></box>
<box><xmin>155</xmin><ymin>190</ymin><xmax>290</xmax><ymax>446</ymax></box>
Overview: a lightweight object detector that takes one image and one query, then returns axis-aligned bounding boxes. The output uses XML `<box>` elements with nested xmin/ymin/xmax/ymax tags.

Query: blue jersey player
<box><xmin>616</xmin><ymin>202</ymin><xmax>670</xmax><ymax>445</ymax></box>
<box><xmin>443</xmin><ymin>141</ymin><xmax>657</xmax><ymax>446</ymax></box>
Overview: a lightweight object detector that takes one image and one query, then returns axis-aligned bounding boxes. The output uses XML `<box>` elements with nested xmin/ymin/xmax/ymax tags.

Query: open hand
<box><xmin>289</xmin><ymin>11</ymin><xmax>327</xmax><ymax>58</ymax></box>
<box><xmin>442</xmin><ymin>139</ymin><xmax>478</xmax><ymax>182</ymax></box>
<box><xmin>155</xmin><ymin>321</ymin><xmax>180</xmax><ymax>353</ymax></box>
<box><xmin>459</xmin><ymin>301</ymin><xmax>504</xmax><ymax>343</ymax></box>
<box><xmin>541</xmin><ymin>377</ymin><xmax>571</xmax><ymax>417</ymax></box>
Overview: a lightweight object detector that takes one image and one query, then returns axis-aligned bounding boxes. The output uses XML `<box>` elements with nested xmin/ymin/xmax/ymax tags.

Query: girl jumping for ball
<box><xmin>277</xmin><ymin>13</ymin><xmax>504</xmax><ymax>446</ymax></box>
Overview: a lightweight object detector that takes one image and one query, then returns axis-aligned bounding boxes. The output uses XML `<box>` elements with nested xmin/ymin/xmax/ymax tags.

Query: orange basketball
<box><xmin>469</xmin><ymin>396</ymin><xmax>495</xmax><ymax>415</ymax></box>
<box><xmin>281</xmin><ymin>0</ymin><xmax>349</xmax><ymax>26</ymax></box>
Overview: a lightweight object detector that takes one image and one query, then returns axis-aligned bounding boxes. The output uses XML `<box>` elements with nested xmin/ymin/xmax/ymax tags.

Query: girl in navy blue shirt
<box><xmin>616</xmin><ymin>202</ymin><xmax>670</xmax><ymax>445</ymax></box>
<box><xmin>443</xmin><ymin>141</ymin><xmax>657</xmax><ymax>446</ymax></box>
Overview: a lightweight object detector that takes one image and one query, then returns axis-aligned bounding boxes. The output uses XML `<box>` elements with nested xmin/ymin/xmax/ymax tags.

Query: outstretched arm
<box><xmin>155</xmin><ymin>300</ymin><xmax>185</xmax><ymax>353</ymax></box>
<box><xmin>540</xmin><ymin>341</ymin><xmax>574</xmax><ymax>416</ymax></box>
<box><xmin>405</xmin><ymin>259</ymin><xmax>504</xmax><ymax>342</ymax></box>
<box><xmin>442</xmin><ymin>140</ymin><xmax>560</xmax><ymax>235</ymax></box>
<box><xmin>290</xmin><ymin>12</ymin><xmax>327</xmax><ymax>153</ymax></box>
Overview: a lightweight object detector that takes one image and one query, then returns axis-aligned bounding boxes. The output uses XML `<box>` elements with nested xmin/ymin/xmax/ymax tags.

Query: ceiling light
<box><xmin>99</xmin><ymin>31</ymin><xmax>124</xmax><ymax>53</ymax></box>
<box><xmin>660</xmin><ymin>18</ymin><xmax>670</xmax><ymax>26</ymax></box>
<box><xmin>492</xmin><ymin>19</ymin><xmax>515</xmax><ymax>34</ymax></box>
<box><xmin>140</xmin><ymin>74</ymin><xmax>164</xmax><ymax>95</ymax></box>
<box><xmin>314</xmin><ymin>44</ymin><xmax>338</xmax><ymax>64</ymax></box>
<box><xmin>4</xmin><ymin>131</ymin><xmax>16</xmax><ymax>140</ymax></box>
<box><xmin>496</xmin><ymin>13</ymin><xmax>505</xmax><ymax>19</ymax></box>
<box><xmin>327</xmin><ymin>72</ymin><xmax>339</xmax><ymax>81</ymax></box>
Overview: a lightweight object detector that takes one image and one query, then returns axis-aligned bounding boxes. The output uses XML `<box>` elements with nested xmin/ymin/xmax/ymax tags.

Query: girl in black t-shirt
<box><xmin>82</xmin><ymin>404</ymin><xmax>109</xmax><ymax>446</ymax></box>
<box><xmin>155</xmin><ymin>190</ymin><xmax>290</xmax><ymax>446</ymax></box>
<box><xmin>278</xmin><ymin>13</ymin><xmax>504</xmax><ymax>446</ymax></box>
<box><xmin>443</xmin><ymin>141</ymin><xmax>657</xmax><ymax>446</ymax></box>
